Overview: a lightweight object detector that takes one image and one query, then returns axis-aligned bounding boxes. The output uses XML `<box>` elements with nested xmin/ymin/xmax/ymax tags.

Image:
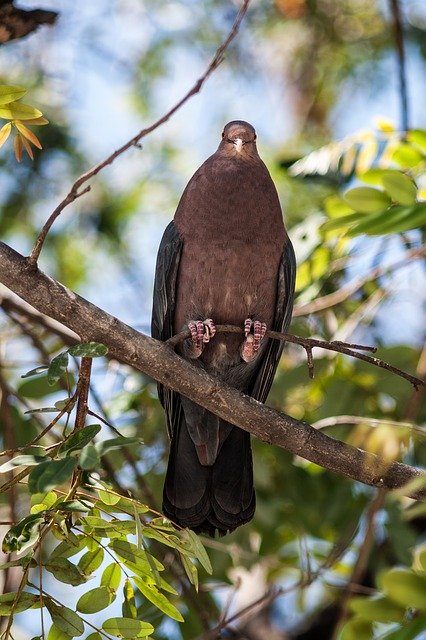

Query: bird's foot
<box><xmin>187</xmin><ymin>319</ymin><xmax>216</xmax><ymax>358</ymax></box>
<box><xmin>240</xmin><ymin>319</ymin><xmax>267</xmax><ymax>362</ymax></box>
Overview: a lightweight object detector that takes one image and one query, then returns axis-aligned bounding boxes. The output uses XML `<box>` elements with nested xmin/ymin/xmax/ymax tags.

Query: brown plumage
<box><xmin>152</xmin><ymin>121</ymin><xmax>296</xmax><ymax>535</ymax></box>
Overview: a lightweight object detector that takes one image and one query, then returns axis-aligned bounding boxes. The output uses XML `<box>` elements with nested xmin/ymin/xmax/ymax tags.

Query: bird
<box><xmin>151</xmin><ymin>120</ymin><xmax>296</xmax><ymax>536</ymax></box>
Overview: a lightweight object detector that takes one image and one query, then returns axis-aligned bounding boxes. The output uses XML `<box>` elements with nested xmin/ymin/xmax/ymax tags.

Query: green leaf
<box><xmin>381</xmin><ymin>172</ymin><xmax>417</xmax><ymax>205</ymax></box>
<box><xmin>48</xmin><ymin>352</ymin><xmax>69</xmax><ymax>386</ymax></box>
<box><xmin>47</xmin><ymin>623</ymin><xmax>73</xmax><ymax>640</ymax></box>
<box><xmin>2</xmin><ymin>513</ymin><xmax>43</xmax><ymax>553</ymax></box>
<box><xmin>68</xmin><ymin>342</ymin><xmax>108</xmax><ymax>357</ymax></box>
<box><xmin>44</xmin><ymin>557</ymin><xmax>88</xmax><ymax>586</ymax></box>
<box><xmin>392</xmin><ymin>143</ymin><xmax>423</xmax><ymax>167</ymax></box>
<box><xmin>45</xmin><ymin>600</ymin><xmax>84</xmax><ymax>637</ymax></box>
<box><xmin>122</xmin><ymin>578</ymin><xmax>137</xmax><ymax>619</ymax></box>
<box><xmin>0</xmin><ymin>102</ymin><xmax>42</xmax><ymax>120</ymax></box>
<box><xmin>0</xmin><ymin>591</ymin><xmax>39</xmax><ymax>615</ymax></box>
<box><xmin>95</xmin><ymin>436</ymin><xmax>141</xmax><ymax>456</ymax></box>
<box><xmin>18</xmin><ymin>374</ymin><xmax>68</xmax><ymax>398</ymax></box>
<box><xmin>343</xmin><ymin>187</ymin><xmax>391</xmax><ymax>213</ymax></box>
<box><xmin>76</xmin><ymin>586</ymin><xmax>114</xmax><ymax>614</ymax></box>
<box><xmin>348</xmin><ymin>203</ymin><xmax>426</xmax><ymax>236</ymax></box>
<box><xmin>59</xmin><ymin>500</ymin><xmax>91</xmax><ymax>513</ymax></box>
<box><xmin>407</xmin><ymin>129</ymin><xmax>426</xmax><ymax>153</ymax></box>
<box><xmin>21</xmin><ymin>365</ymin><xmax>49</xmax><ymax>378</ymax></box>
<box><xmin>322</xmin><ymin>212</ymin><xmax>366</xmax><ymax>232</ymax></box>
<box><xmin>413</xmin><ymin>544</ymin><xmax>426</xmax><ymax>573</ymax></box>
<box><xmin>79</xmin><ymin>444</ymin><xmax>100</xmax><ymax>470</ymax></box>
<box><xmin>101</xmin><ymin>563</ymin><xmax>122</xmax><ymax>591</ymax></box>
<box><xmin>0</xmin><ymin>555</ymin><xmax>36</xmax><ymax>570</ymax></box>
<box><xmin>340</xmin><ymin>617</ymin><xmax>373</xmax><ymax>640</ymax></box>
<box><xmin>85</xmin><ymin>635</ymin><xmax>103</xmax><ymax>640</ymax></box>
<box><xmin>183</xmin><ymin>530</ymin><xmax>212</xmax><ymax>574</ymax></box>
<box><xmin>60</xmin><ymin>424</ymin><xmax>101</xmax><ymax>455</ymax></box>
<box><xmin>98</xmin><ymin>489</ymin><xmax>121</xmax><ymax>505</ymax></box>
<box><xmin>0</xmin><ymin>84</ymin><xmax>27</xmax><ymax>105</ymax></box>
<box><xmin>132</xmin><ymin>575</ymin><xmax>184</xmax><ymax>622</ymax></box>
<box><xmin>28</xmin><ymin>458</ymin><xmax>77</xmax><ymax>493</ymax></box>
<box><xmin>379</xmin><ymin>614</ymin><xmax>426</xmax><ymax>639</ymax></box>
<box><xmin>50</xmin><ymin>535</ymin><xmax>87</xmax><ymax>560</ymax></box>
<box><xmin>349</xmin><ymin>595</ymin><xmax>405</xmax><ymax>622</ymax></box>
<box><xmin>180</xmin><ymin>553</ymin><xmax>198</xmax><ymax>591</ymax></box>
<box><xmin>382</xmin><ymin>567</ymin><xmax>426</xmax><ymax>611</ymax></box>
<box><xmin>109</xmin><ymin>539</ymin><xmax>161</xmax><ymax>575</ymax></box>
<box><xmin>102</xmin><ymin>617</ymin><xmax>154</xmax><ymax>638</ymax></box>
<box><xmin>78</xmin><ymin>547</ymin><xmax>104</xmax><ymax>575</ymax></box>
<box><xmin>0</xmin><ymin>454</ymin><xmax>47</xmax><ymax>473</ymax></box>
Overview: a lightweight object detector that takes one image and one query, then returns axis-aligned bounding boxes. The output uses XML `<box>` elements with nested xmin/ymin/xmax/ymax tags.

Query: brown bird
<box><xmin>152</xmin><ymin>120</ymin><xmax>296</xmax><ymax>535</ymax></box>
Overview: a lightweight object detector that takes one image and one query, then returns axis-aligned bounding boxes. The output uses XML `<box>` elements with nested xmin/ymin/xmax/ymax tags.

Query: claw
<box><xmin>187</xmin><ymin>319</ymin><xmax>216</xmax><ymax>358</ymax></box>
<box><xmin>240</xmin><ymin>319</ymin><xmax>267</xmax><ymax>362</ymax></box>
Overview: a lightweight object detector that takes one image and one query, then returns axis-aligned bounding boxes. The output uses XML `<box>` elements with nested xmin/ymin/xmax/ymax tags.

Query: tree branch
<box><xmin>28</xmin><ymin>0</ymin><xmax>251</xmax><ymax>265</ymax></box>
<box><xmin>0</xmin><ymin>241</ymin><xmax>425</xmax><ymax>500</ymax></box>
<box><xmin>167</xmin><ymin>324</ymin><xmax>423</xmax><ymax>388</ymax></box>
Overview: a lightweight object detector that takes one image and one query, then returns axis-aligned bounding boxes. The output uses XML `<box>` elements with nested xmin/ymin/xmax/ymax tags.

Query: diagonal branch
<box><xmin>28</xmin><ymin>0</ymin><xmax>251</xmax><ymax>265</ymax></box>
<box><xmin>0</xmin><ymin>240</ymin><xmax>425</xmax><ymax>500</ymax></box>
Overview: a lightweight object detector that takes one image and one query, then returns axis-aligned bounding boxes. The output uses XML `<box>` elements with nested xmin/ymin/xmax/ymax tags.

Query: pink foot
<box><xmin>240</xmin><ymin>319</ymin><xmax>267</xmax><ymax>362</ymax></box>
<box><xmin>187</xmin><ymin>319</ymin><xmax>216</xmax><ymax>358</ymax></box>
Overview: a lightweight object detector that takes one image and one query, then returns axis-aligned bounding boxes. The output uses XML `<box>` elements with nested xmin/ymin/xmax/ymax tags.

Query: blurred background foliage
<box><xmin>0</xmin><ymin>0</ymin><xmax>425</xmax><ymax>638</ymax></box>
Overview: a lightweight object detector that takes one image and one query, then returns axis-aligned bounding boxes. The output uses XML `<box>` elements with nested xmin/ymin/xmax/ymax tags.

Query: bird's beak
<box><xmin>234</xmin><ymin>138</ymin><xmax>243</xmax><ymax>153</ymax></box>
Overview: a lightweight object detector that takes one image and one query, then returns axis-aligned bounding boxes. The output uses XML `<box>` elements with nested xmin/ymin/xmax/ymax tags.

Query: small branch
<box><xmin>389</xmin><ymin>0</ymin><xmax>409</xmax><ymax>132</ymax></box>
<box><xmin>74</xmin><ymin>357</ymin><xmax>92</xmax><ymax>431</ymax></box>
<box><xmin>28</xmin><ymin>0</ymin><xmax>251</xmax><ymax>265</ymax></box>
<box><xmin>167</xmin><ymin>324</ymin><xmax>424</xmax><ymax>389</ymax></box>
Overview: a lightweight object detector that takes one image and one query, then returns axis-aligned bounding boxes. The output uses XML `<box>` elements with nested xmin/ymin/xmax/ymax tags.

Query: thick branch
<box><xmin>0</xmin><ymin>241</ymin><xmax>425</xmax><ymax>499</ymax></box>
<box><xmin>28</xmin><ymin>0</ymin><xmax>251</xmax><ymax>264</ymax></box>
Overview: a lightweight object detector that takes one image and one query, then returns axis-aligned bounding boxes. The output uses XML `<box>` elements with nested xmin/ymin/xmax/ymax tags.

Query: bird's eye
<box><xmin>221</xmin><ymin>131</ymin><xmax>225</xmax><ymax>138</ymax></box>
<box><xmin>253</xmin><ymin>134</ymin><xmax>257</xmax><ymax>141</ymax></box>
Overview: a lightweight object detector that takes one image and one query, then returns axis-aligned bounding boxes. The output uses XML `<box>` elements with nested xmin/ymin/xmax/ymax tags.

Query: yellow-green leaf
<box><xmin>382</xmin><ymin>172</ymin><xmax>417</xmax><ymax>205</ymax></box>
<box><xmin>102</xmin><ymin>617</ymin><xmax>153</xmax><ymax>638</ymax></box>
<box><xmin>382</xmin><ymin>568</ymin><xmax>426</xmax><ymax>611</ymax></box>
<box><xmin>47</xmin><ymin>623</ymin><xmax>73</xmax><ymax>640</ymax></box>
<box><xmin>76</xmin><ymin>586</ymin><xmax>114</xmax><ymax>614</ymax></box>
<box><xmin>343</xmin><ymin>187</ymin><xmax>391</xmax><ymax>213</ymax></box>
<box><xmin>101</xmin><ymin>563</ymin><xmax>122</xmax><ymax>591</ymax></box>
<box><xmin>132</xmin><ymin>575</ymin><xmax>184</xmax><ymax>622</ymax></box>
<box><xmin>0</xmin><ymin>102</ymin><xmax>42</xmax><ymax>120</ymax></box>
<box><xmin>349</xmin><ymin>595</ymin><xmax>405</xmax><ymax>623</ymax></box>
<box><xmin>0</xmin><ymin>85</ymin><xmax>27</xmax><ymax>105</ymax></box>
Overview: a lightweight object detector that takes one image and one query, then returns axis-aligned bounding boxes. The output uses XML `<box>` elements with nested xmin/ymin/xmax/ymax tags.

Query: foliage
<box><xmin>0</xmin><ymin>84</ymin><xmax>47</xmax><ymax>162</ymax></box>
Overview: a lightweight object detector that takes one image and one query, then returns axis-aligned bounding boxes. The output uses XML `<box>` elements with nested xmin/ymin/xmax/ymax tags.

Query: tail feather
<box><xmin>163</xmin><ymin>413</ymin><xmax>255</xmax><ymax>536</ymax></box>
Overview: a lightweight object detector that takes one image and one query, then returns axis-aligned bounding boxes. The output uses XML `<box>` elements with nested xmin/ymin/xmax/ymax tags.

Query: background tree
<box><xmin>0</xmin><ymin>1</ymin><xmax>425</xmax><ymax>639</ymax></box>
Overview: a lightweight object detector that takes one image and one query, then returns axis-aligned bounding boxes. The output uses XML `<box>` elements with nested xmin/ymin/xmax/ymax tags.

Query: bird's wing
<box><xmin>249</xmin><ymin>237</ymin><xmax>296</xmax><ymax>403</ymax></box>
<box><xmin>151</xmin><ymin>221</ymin><xmax>183</xmax><ymax>437</ymax></box>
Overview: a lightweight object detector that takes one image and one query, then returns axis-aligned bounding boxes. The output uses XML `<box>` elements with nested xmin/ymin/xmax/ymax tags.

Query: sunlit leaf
<box><xmin>132</xmin><ymin>575</ymin><xmax>184</xmax><ymax>622</ymax></box>
<box><xmin>101</xmin><ymin>563</ymin><xmax>122</xmax><ymax>591</ymax></box>
<box><xmin>21</xmin><ymin>365</ymin><xmax>49</xmax><ymax>378</ymax></box>
<box><xmin>14</xmin><ymin>133</ymin><xmax>22</xmax><ymax>161</ymax></box>
<box><xmin>343</xmin><ymin>187</ymin><xmax>391</xmax><ymax>213</ymax></box>
<box><xmin>381</xmin><ymin>567</ymin><xmax>426</xmax><ymax>611</ymax></box>
<box><xmin>0</xmin><ymin>102</ymin><xmax>42</xmax><ymax>120</ymax></box>
<box><xmin>78</xmin><ymin>547</ymin><xmax>104</xmax><ymax>575</ymax></box>
<box><xmin>2</xmin><ymin>514</ymin><xmax>43</xmax><ymax>553</ymax></box>
<box><xmin>76</xmin><ymin>586</ymin><xmax>114</xmax><ymax>614</ymax></box>
<box><xmin>349</xmin><ymin>595</ymin><xmax>405</xmax><ymax>622</ymax></box>
<box><xmin>381</xmin><ymin>172</ymin><xmax>417</xmax><ymax>205</ymax></box>
<box><xmin>102</xmin><ymin>617</ymin><xmax>153</xmax><ymax>638</ymax></box>
<box><xmin>0</xmin><ymin>84</ymin><xmax>27</xmax><ymax>104</ymax></box>
<box><xmin>15</xmin><ymin>120</ymin><xmax>42</xmax><ymax>148</ymax></box>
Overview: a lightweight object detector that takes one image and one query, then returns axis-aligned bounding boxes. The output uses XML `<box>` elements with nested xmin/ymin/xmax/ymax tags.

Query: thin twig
<box><xmin>389</xmin><ymin>0</ymin><xmax>409</xmax><ymax>132</ymax></box>
<box><xmin>166</xmin><ymin>324</ymin><xmax>424</xmax><ymax>389</ymax></box>
<box><xmin>28</xmin><ymin>0</ymin><xmax>251</xmax><ymax>265</ymax></box>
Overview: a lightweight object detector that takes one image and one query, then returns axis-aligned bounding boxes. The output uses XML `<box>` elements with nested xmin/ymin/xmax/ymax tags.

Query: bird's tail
<box><xmin>162</xmin><ymin>408</ymin><xmax>255</xmax><ymax>536</ymax></box>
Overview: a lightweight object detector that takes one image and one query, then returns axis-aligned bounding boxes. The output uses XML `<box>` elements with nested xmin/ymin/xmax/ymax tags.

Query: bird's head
<box><xmin>219</xmin><ymin>121</ymin><xmax>258</xmax><ymax>158</ymax></box>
